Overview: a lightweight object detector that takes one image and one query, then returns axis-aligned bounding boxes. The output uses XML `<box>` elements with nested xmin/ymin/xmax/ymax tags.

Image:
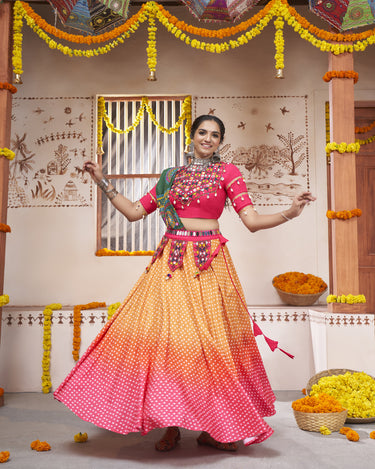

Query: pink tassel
<box><xmin>264</xmin><ymin>335</ymin><xmax>278</xmax><ymax>352</ymax></box>
<box><xmin>252</xmin><ymin>322</ymin><xmax>263</xmax><ymax>337</ymax></box>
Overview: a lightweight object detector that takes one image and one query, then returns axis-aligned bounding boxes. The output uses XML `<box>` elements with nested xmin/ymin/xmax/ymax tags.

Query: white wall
<box><xmin>3</xmin><ymin>4</ymin><xmax>375</xmax><ymax>308</ymax></box>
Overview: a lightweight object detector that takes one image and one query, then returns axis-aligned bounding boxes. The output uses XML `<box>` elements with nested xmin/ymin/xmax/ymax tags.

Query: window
<box><xmin>97</xmin><ymin>95</ymin><xmax>190</xmax><ymax>252</ymax></box>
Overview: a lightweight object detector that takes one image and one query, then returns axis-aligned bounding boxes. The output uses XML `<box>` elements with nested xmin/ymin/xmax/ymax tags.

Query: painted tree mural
<box><xmin>276</xmin><ymin>132</ymin><xmax>305</xmax><ymax>175</ymax></box>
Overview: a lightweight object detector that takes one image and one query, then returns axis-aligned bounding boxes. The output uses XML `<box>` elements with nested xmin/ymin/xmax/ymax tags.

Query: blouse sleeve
<box><xmin>139</xmin><ymin>185</ymin><xmax>158</xmax><ymax>214</ymax></box>
<box><xmin>224</xmin><ymin>164</ymin><xmax>253</xmax><ymax>213</ymax></box>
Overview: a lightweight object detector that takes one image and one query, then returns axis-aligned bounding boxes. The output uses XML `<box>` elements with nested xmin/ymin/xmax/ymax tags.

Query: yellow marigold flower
<box><xmin>320</xmin><ymin>426</ymin><xmax>331</xmax><ymax>435</ymax></box>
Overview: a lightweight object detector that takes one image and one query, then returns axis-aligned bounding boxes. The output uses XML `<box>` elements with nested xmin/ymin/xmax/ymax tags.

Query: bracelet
<box><xmin>96</xmin><ymin>177</ymin><xmax>110</xmax><ymax>192</ymax></box>
<box><xmin>281</xmin><ymin>212</ymin><xmax>292</xmax><ymax>221</ymax></box>
<box><xmin>105</xmin><ymin>188</ymin><xmax>119</xmax><ymax>200</ymax></box>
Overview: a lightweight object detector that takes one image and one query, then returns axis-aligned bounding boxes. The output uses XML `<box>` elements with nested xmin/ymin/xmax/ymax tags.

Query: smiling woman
<box><xmin>55</xmin><ymin>114</ymin><xmax>315</xmax><ymax>453</ymax></box>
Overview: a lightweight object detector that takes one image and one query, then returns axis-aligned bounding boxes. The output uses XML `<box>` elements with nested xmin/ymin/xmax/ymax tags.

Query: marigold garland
<box><xmin>13</xmin><ymin>0</ymin><xmax>375</xmax><ymax>85</ymax></box>
<box><xmin>42</xmin><ymin>303</ymin><xmax>62</xmax><ymax>393</ymax></box>
<box><xmin>0</xmin><ymin>295</ymin><xmax>9</xmax><ymax>307</ymax></box>
<box><xmin>12</xmin><ymin>4</ymin><xmax>23</xmax><ymax>76</ymax></box>
<box><xmin>273</xmin><ymin>271</ymin><xmax>327</xmax><ymax>295</ymax></box>
<box><xmin>311</xmin><ymin>372</ymin><xmax>375</xmax><ymax>419</ymax></box>
<box><xmin>325</xmin><ymin>142</ymin><xmax>361</xmax><ymax>154</ymax></box>
<box><xmin>326</xmin><ymin>208</ymin><xmax>362</xmax><ymax>220</ymax></box>
<box><xmin>146</xmin><ymin>2</ymin><xmax>157</xmax><ymax>77</ymax></box>
<box><xmin>0</xmin><ymin>224</ymin><xmax>11</xmax><ymax>233</ymax></box>
<box><xmin>18</xmin><ymin>0</ymin><xmax>147</xmax><ymax>44</ymax></box>
<box><xmin>0</xmin><ymin>82</ymin><xmax>17</xmax><ymax>94</ymax></box>
<box><xmin>292</xmin><ymin>393</ymin><xmax>345</xmax><ymax>413</ymax></box>
<box><xmin>355</xmin><ymin>119</ymin><xmax>375</xmax><ymax>134</ymax></box>
<box><xmin>326</xmin><ymin>294</ymin><xmax>366</xmax><ymax>304</ymax></box>
<box><xmin>274</xmin><ymin>16</ymin><xmax>285</xmax><ymax>71</ymax></box>
<box><xmin>0</xmin><ymin>451</ymin><xmax>10</xmax><ymax>463</ymax></box>
<box><xmin>322</xmin><ymin>71</ymin><xmax>359</xmax><ymax>84</ymax></box>
<box><xmin>107</xmin><ymin>302</ymin><xmax>121</xmax><ymax>321</ymax></box>
<box><xmin>0</xmin><ymin>148</ymin><xmax>16</xmax><ymax>161</ymax></box>
<box><xmin>355</xmin><ymin>135</ymin><xmax>375</xmax><ymax>146</ymax></box>
<box><xmin>98</xmin><ymin>95</ymin><xmax>191</xmax><ymax>148</ymax></box>
<box><xmin>96</xmin><ymin>248</ymin><xmax>154</xmax><ymax>256</ymax></box>
<box><xmin>73</xmin><ymin>302</ymin><xmax>106</xmax><ymax>361</ymax></box>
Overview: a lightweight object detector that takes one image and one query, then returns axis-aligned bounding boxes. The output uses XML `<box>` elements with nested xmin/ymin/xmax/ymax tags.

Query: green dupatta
<box><xmin>156</xmin><ymin>168</ymin><xmax>185</xmax><ymax>230</ymax></box>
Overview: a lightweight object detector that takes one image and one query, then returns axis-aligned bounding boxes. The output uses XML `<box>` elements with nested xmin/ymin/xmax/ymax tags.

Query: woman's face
<box><xmin>192</xmin><ymin>120</ymin><xmax>221</xmax><ymax>160</ymax></box>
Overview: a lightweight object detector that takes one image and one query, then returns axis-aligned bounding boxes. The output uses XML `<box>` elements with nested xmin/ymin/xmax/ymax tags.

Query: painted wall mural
<box><xmin>9</xmin><ymin>97</ymin><xmax>94</xmax><ymax>208</ymax></box>
<box><xmin>194</xmin><ymin>95</ymin><xmax>310</xmax><ymax>206</ymax></box>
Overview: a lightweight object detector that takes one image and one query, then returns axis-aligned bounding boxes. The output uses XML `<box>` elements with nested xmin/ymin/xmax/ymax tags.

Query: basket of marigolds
<box><xmin>272</xmin><ymin>271</ymin><xmax>327</xmax><ymax>306</ymax></box>
<box><xmin>292</xmin><ymin>393</ymin><xmax>347</xmax><ymax>432</ymax></box>
<box><xmin>306</xmin><ymin>369</ymin><xmax>375</xmax><ymax>423</ymax></box>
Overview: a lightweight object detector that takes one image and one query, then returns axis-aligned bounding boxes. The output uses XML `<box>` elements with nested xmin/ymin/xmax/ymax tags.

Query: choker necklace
<box><xmin>188</xmin><ymin>156</ymin><xmax>215</xmax><ymax>168</ymax></box>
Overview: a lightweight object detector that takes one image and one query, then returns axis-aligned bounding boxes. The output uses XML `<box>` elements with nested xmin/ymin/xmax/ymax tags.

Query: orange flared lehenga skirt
<box><xmin>54</xmin><ymin>230</ymin><xmax>275</xmax><ymax>445</ymax></box>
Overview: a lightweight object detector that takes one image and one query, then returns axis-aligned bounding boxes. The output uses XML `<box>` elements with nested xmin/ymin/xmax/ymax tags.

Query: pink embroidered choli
<box><xmin>140</xmin><ymin>162</ymin><xmax>253</xmax><ymax>218</ymax></box>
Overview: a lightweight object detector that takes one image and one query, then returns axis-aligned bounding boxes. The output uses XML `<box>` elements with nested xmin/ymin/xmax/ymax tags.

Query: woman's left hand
<box><xmin>286</xmin><ymin>191</ymin><xmax>316</xmax><ymax>219</ymax></box>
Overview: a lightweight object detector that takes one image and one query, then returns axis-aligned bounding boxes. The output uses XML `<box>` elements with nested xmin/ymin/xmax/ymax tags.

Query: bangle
<box><xmin>105</xmin><ymin>188</ymin><xmax>119</xmax><ymax>200</ymax></box>
<box><xmin>96</xmin><ymin>177</ymin><xmax>110</xmax><ymax>192</ymax></box>
<box><xmin>281</xmin><ymin>212</ymin><xmax>292</xmax><ymax>221</ymax></box>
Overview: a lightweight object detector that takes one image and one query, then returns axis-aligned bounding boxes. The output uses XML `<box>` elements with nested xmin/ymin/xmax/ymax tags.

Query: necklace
<box><xmin>188</xmin><ymin>156</ymin><xmax>215</xmax><ymax>169</ymax></box>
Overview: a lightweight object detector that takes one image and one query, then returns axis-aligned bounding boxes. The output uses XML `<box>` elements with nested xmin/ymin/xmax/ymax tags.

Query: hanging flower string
<box><xmin>42</xmin><ymin>303</ymin><xmax>62</xmax><ymax>393</ymax></box>
<box><xmin>327</xmin><ymin>294</ymin><xmax>366</xmax><ymax>304</ymax></box>
<box><xmin>325</xmin><ymin>142</ymin><xmax>361</xmax><ymax>154</ymax></box>
<box><xmin>146</xmin><ymin>2</ymin><xmax>157</xmax><ymax>80</ymax></box>
<box><xmin>0</xmin><ymin>224</ymin><xmax>11</xmax><ymax>233</ymax></box>
<box><xmin>12</xmin><ymin>3</ymin><xmax>23</xmax><ymax>80</ymax></box>
<box><xmin>326</xmin><ymin>209</ymin><xmax>362</xmax><ymax>219</ymax></box>
<box><xmin>98</xmin><ymin>95</ymin><xmax>191</xmax><ymax>147</ymax></box>
<box><xmin>274</xmin><ymin>16</ymin><xmax>285</xmax><ymax>76</ymax></box>
<box><xmin>13</xmin><ymin>0</ymin><xmax>375</xmax><ymax>84</ymax></box>
<box><xmin>323</xmin><ymin>71</ymin><xmax>359</xmax><ymax>84</ymax></box>
<box><xmin>355</xmin><ymin>134</ymin><xmax>375</xmax><ymax>146</ymax></box>
<box><xmin>0</xmin><ymin>82</ymin><xmax>17</xmax><ymax>94</ymax></box>
<box><xmin>73</xmin><ymin>302</ymin><xmax>106</xmax><ymax>361</ymax></box>
<box><xmin>96</xmin><ymin>248</ymin><xmax>154</xmax><ymax>256</ymax></box>
<box><xmin>0</xmin><ymin>148</ymin><xmax>15</xmax><ymax>161</ymax></box>
<box><xmin>356</xmin><ymin>119</ymin><xmax>375</xmax><ymax>134</ymax></box>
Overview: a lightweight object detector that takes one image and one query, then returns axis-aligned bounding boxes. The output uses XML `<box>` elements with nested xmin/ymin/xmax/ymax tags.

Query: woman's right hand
<box><xmin>83</xmin><ymin>160</ymin><xmax>104</xmax><ymax>184</ymax></box>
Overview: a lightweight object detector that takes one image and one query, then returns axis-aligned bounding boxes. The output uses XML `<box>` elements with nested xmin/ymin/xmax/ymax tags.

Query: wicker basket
<box><xmin>306</xmin><ymin>368</ymin><xmax>375</xmax><ymax>424</ymax></box>
<box><xmin>293</xmin><ymin>409</ymin><xmax>347</xmax><ymax>432</ymax></box>
<box><xmin>273</xmin><ymin>286</ymin><xmax>327</xmax><ymax>306</ymax></box>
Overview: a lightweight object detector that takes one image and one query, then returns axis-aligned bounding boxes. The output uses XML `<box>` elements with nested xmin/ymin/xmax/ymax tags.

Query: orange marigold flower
<box><xmin>340</xmin><ymin>427</ymin><xmax>352</xmax><ymax>435</ymax></box>
<box><xmin>292</xmin><ymin>393</ymin><xmax>344</xmax><ymax>413</ymax></box>
<box><xmin>273</xmin><ymin>271</ymin><xmax>327</xmax><ymax>295</ymax></box>
<box><xmin>30</xmin><ymin>440</ymin><xmax>51</xmax><ymax>451</ymax></box>
<box><xmin>302</xmin><ymin>388</ymin><xmax>307</xmax><ymax>395</ymax></box>
<box><xmin>0</xmin><ymin>388</ymin><xmax>4</xmax><ymax>397</ymax></box>
<box><xmin>346</xmin><ymin>430</ymin><xmax>360</xmax><ymax>442</ymax></box>
<box><xmin>370</xmin><ymin>431</ymin><xmax>375</xmax><ymax>439</ymax></box>
<box><xmin>0</xmin><ymin>451</ymin><xmax>10</xmax><ymax>463</ymax></box>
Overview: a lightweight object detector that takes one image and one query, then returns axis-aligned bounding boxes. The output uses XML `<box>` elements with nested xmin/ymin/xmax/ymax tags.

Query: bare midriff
<box><xmin>180</xmin><ymin>218</ymin><xmax>219</xmax><ymax>232</ymax></box>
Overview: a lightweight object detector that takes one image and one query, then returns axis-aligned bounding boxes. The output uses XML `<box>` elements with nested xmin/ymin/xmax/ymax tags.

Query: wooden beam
<box><xmin>0</xmin><ymin>1</ymin><xmax>13</xmax><ymax>335</ymax></box>
<box><xmin>328</xmin><ymin>50</ymin><xmax>362</xmax><ymax>306</ymax></box>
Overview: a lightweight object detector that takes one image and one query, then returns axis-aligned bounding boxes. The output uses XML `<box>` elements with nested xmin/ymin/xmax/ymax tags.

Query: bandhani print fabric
<box><xmin>54</xmin><ymin>230</ymin><xmax>275</xmax><ymax>445</ymax></box>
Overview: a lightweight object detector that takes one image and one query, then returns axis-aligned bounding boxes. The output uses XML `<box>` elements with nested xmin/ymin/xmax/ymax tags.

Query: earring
<box><xmin>213</xmin><ymin>147</ymin><xmax>221</xmax><ymax>163</ymax></box>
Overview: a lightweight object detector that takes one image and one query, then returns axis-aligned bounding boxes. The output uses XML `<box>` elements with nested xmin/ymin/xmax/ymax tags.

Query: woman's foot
<box><xmin>155</xmin><ymin>427</ymin><xmax>181</xmax><ymax>452</ymax></box>
<box><xmin>197</xmin><ymin>432</ymin><xmax>238</xmax><ymax>451</ymax></box>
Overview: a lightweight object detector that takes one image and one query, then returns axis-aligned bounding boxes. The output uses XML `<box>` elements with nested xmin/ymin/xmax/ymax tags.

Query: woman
<box><xmin>54</xmin><ymin>115</ymin><xmax>315</xmax><ymax>452</ymax></box>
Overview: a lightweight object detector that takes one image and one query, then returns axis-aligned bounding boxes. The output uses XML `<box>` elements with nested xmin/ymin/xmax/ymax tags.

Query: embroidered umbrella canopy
<box><xmin>309</xmin><ymin>0</ymin><xmax>375</xmax><ymax>31</ymax></box>
<box><xmin>181</xmin><ymin>0</ymin><xmax>262</xmax><ymax>22</ymax></box>
<box><xmin>47</xmin><ymin>0</ymin><xmax>129</xmax><ymax>34</ymax></box>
